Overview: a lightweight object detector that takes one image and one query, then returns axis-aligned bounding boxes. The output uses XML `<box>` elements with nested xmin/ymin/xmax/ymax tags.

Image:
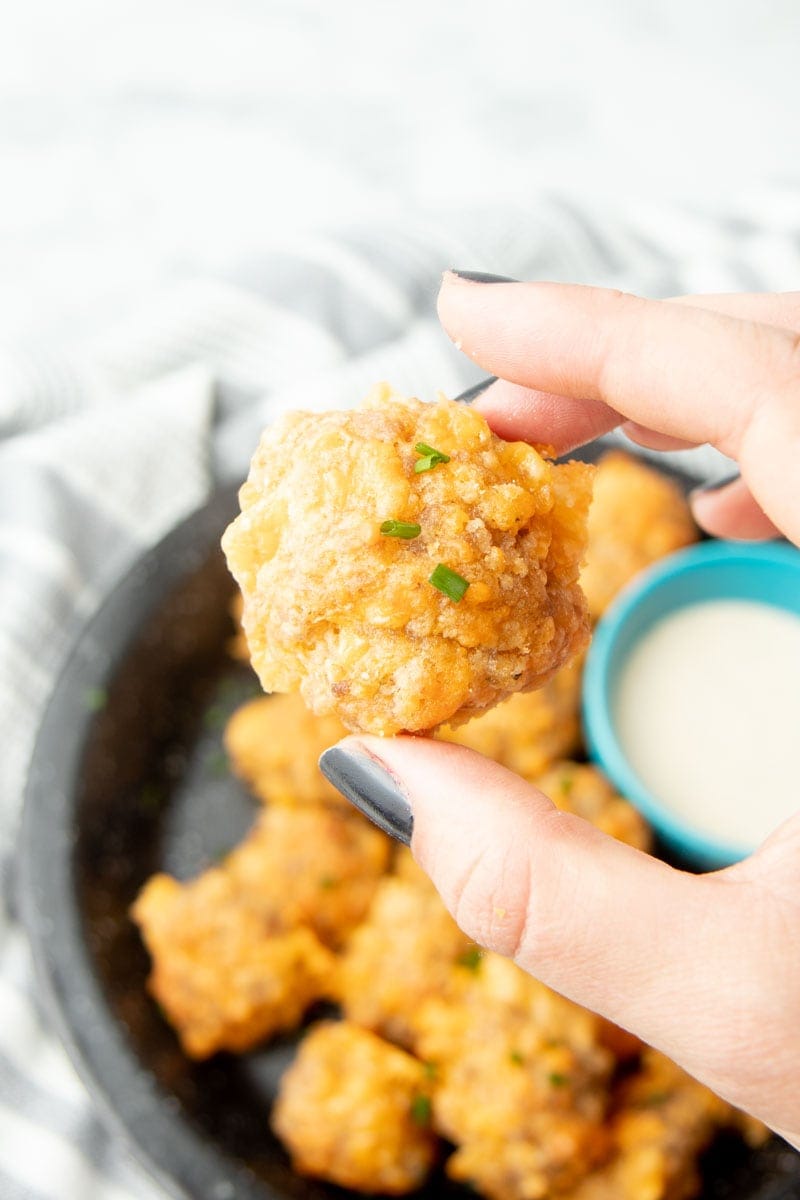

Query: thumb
<box><xmin>320</xmin><ymin>734</ymin><xmax>800</xmax><ymax>1142</ymax></box>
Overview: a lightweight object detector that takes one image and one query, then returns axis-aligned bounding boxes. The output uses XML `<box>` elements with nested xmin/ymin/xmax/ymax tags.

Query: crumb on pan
<box><xmin>222</xmin><ymin>385</ymin><xmax>594</xmax><ymax>735</ymax></box>
<box><xmin>271</xmin><ymin>1020</ymin><xmax>438</xmax><ymax>1194</ymax></box>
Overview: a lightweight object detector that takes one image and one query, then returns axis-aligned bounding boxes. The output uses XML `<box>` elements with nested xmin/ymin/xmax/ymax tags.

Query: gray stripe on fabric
<box><xmin>0</xmin><ymin>1053</ymin><xmax>143</xmax><ymax>1194</ymax></box>
<box><xmin>0</xmin><ymin>1052</ymin><xmax>98</xmax><ymax>1148</ymax></box>
<box><xmin>0</xmin><ymin>460</ymin><xmax>137</xmax><ymax>590</ymax></box>
<box><xmin>225</xmin><ymin>251</ymin><xmax>405</xmax><ymax>354</ymax></box>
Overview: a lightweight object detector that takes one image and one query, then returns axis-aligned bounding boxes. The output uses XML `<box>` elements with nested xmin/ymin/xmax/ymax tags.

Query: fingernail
<box><xmin>690</xmin><ymin>471</ymin><xmax>741</xmax><ymax>498</ymax></box>
<box><xmin>449</xmin><ymin>270</ymin><xmax>517</xmax><ymax>284</ymax></box>
<box><xmin>454</xmin><ymin>375</ymin><xmax>497</xmax><ymax>404</ymax></box>
<box><xmin>319</xmin><ymin>745</ymin><xmax>413</xmax><ymax>845</ymax></box>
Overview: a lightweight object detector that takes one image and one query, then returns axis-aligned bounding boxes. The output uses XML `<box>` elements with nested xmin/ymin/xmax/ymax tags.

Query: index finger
<box><xmin>438</xmin><ymin>277</ymin><xmax>800</xmax><ymax>545</ymax></box>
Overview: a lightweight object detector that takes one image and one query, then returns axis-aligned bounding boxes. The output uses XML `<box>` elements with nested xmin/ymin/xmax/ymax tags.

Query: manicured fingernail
<box><xmin>690</xmin><ymin>471</ymin><xmax>741</xmax><ymax>498</ymax></box>
<box><xmin>449</xmin><ymin>270</ymin><xmax>517</xmax><ymax>284</ymax></box>
<box><xmin>319</xmin><ymin>745</ymin><xmax>413</xmax><ymax>845</ymax></box>
<box><xmin>455</xmin><ymin>376</ymin><xmax>497</xmax><ymax>404</ymax></box>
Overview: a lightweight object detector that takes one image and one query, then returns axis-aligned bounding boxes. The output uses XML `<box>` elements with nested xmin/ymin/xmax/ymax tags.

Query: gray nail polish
<box><xmin>454</xmin><ymin>376</ymin><xmax>497</xmax><ymax>404</ymax></box>
<box><xmin>319</xmin><ymin>747</ymin><xmax>413</xmax><ymax>845</ymax></box>
<box><xmin>450</xmin><ymin>270</ymin><xmax>517</xmax><ymax>284</ymax></box>
<box><xmin>691</xmin><ymin>471</ymin><xmax>741</xmax><ymax>497</ymax></box>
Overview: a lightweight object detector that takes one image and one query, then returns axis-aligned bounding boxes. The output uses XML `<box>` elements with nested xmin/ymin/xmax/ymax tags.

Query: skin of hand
<box><xmin>337</xmin><ymin>279</ymin><xmax>800</xmax><ymax>1150</ymax></box>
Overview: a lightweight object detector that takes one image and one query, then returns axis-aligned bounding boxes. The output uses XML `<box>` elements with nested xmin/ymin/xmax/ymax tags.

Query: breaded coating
<box><xmin>581</xmin><ymin>450</ymin><xmax>697</xmax><ymax>620</ymax></box>
<box><xmin>537</xmin><ymin>760</ymin><xmax>652</xmax><ymax>852</ymax></box>
<box><xmin>438</xmin><ymin>654</ymin><xmax>583</xmax><ymax>777</ymax></box>
<box><xmin>334</xmin><ymin>876</ymin><xmax>473</xmax><ymax>1046</ymax></box>
<box><xmin>562</xmin><ymin>1049</ymin><xmax>765</xmax><ymax>1200</ymax></box>
<box><xmin>412</xmin><ymin>953</ymin><xmax>614</xmax><ymax>1199</ymax></box>
<box><xmin>224</xmin><ymin>805</ymin><xmax>390</xmax><ymax>948</ymax></box>
<box><xmin>224</xmin><ymin>692</ymin><xmax>349</xmax><ymax>807</ymax></box>
<box><xmin>272</xmin><ymin>1021</ymin><xmax>437</xmax><ymax>1195</ymax></box>
<box><xmin>222</xmin><ymin>386</ymin><xmax>594</xmax><ymax>735</ymax></box>
<box><xmin>228</xmin><ymin>591</ymin><xmax>250</xmax><ymax>661</ymax></box>
<box><xmin>131</xmin><ymin>870</ymin><xmax>333</xmax><ymax>1059</ymax></box>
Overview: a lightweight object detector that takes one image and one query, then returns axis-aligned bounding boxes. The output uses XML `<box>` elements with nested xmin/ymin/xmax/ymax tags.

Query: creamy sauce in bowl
<box><xmin>614</xmin><ymin>599</ymin><xmax>800</xmax><ymax>848</ymax></box>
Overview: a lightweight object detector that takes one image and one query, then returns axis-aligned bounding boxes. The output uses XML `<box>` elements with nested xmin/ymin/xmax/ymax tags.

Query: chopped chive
<box><xmin>203</xmin><ymin>703</ymin><xmax>227</xmax><ymax>731</ymax></box>
<box><xmin>559</xmin><ymin>774</ymin><xmax>574</xmax><ymax>797</ymax></box>
<box><xmin>410</xmin><ymin>1094</ymin><xmax>432</xmax><ymax>1126</ymax></box>
<box><xmin>380</xmin><ymin>519</ymin><xmax>421</xmax><ymax>539</ymax></box>
<box><xmin>206</xmin><ymin>749</ymin><xmax>229</xmax><ymax>778</ymax></box>
<box><xmin>84</xmin><ymin>686</ymin><xmax>108</xmax><ymax>713</ymax></box>
<box><xmin>509</xmin><ymin>1050</ymin><xmax>525</xmax><ymax>1066</ymax></box>
<box><xmin>423</xmin><ymin>1061</ymin><xmax>438</xmax><ymax>1081</ymax></box>
<box><xmin>456</xmin><ymin>946</ymin><xmax>483</xmax><ymax>971</ymax></box>
<box><xmin>548</xmin><ymin>1072</ymin><xmax>570</xmax><ymax>1088</ymax></box>
<box><xmin>414</xmin><ymin>442</ymin><xmax>451</xmax><ymax>473</ymax></box>
<box><xmin>429</xmin><ymin>563</ymin><xmax>470</xmax><ymax>602</ymax></box>
<box><xmin>640</xmin><ymin>1090</ymin><xmax>670</xmax><ymax>1107</ymax></box>
<box><xmin>319</xmin><ymin>875</ymin><xmax>338</xmax><ymax>890</ymax></box>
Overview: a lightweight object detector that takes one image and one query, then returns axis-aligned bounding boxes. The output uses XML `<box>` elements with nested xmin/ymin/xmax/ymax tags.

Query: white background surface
<box><xmin>3</xmin><ymin>0</ymin><xmax>800</xmax><ymax>345</ymax></box>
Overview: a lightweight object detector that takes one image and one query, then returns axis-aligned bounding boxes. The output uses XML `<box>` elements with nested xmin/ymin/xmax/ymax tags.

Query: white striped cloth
<box><xmin>2</xmin><ymin>201</ymin><xmax>799</xmax><ymax>1199</ymax></box>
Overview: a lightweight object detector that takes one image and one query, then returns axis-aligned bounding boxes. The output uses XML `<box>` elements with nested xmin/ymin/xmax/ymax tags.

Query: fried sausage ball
<box><xmin>271</xmin><ymin>1021</ymin><xmax>438</xmax><ymax>1195</ymax></box>
<box><xmin>411</xmin><ymin>953</ymin><xmax>614</xmax><ymax>1200</ymax></box>
<box><xmin>563</xmin><ymin>1049</ymin><xmax>764</xmax><ymax>1200</ymax></box>
<box><xmin>438</xmin><ymin>654</ymin><xmax>583</xmax><ymax>777</ymax></box>
<box><xmin>224</xmin><ymin>805</ymin><xmax>390</xmax><ymax>948</ymax></box>
<box><xmin>581</xmin><ymin>450</ymin><xmax>697</xmax><ymax>620</ymax></box>
<box><xmin>131</xmin><ymin>870</ymin><xmax>334</xmax><ymax>1059</ymax></box>
<box><xmin>224</xmin><ymin>693</ymin><xmax>349</xmax><ymax>807</ymax></box>
<box><xmin>537</xmin><ymin>761</ymin><xmax>652</xmax><ymax>852</ymax></box>
<box><xmin>334</xmin><ymin>876</ymin><xmax>474</xmax><ymax>1047</ymax></box>
<box><xmin>222</xmin><ymin>386</ymin><xmax>594</xmax><ymax>735</ymax></box>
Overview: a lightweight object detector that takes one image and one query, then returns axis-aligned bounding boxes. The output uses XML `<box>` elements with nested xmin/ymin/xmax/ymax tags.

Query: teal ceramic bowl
<box><xmin>582</xmin><ymin>540</ymin><xmax>800</xmax><ymax>870</ymax></box>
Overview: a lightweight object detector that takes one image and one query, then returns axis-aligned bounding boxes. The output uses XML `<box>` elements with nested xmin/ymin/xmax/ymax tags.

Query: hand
<box><xmin>322</xmin><ymin>278</ymin><xmax>800</xmax><ymax>1149</ymax></box>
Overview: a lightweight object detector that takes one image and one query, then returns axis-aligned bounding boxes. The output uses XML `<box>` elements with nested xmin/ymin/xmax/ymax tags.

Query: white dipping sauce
<box><xmin>614</xmin><ymin>599</ymin><xmax>800</xmax><ymax>848</ymax></box>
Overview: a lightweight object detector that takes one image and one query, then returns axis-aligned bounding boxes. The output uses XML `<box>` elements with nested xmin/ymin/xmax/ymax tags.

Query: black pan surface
<box><xmin>20</xmin><ymin>468</ymin><xmax>800</xmax><ymax>1200</ymax></box>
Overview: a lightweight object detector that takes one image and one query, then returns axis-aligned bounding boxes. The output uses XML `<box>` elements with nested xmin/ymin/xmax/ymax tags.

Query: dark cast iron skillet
<box><xmin>19</xmin><ymin>463</ymin><xmax>800</xmax><ymax>1200</ymax></box>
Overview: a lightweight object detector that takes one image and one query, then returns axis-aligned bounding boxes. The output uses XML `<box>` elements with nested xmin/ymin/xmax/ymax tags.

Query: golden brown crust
<box><xmin>581</xmin><ymin>450</ymin><xmax>698</xmax><ymax>621</ymax></box>
<box><xmin>222</xmin><ymin>387</ymin><xmax>593</xmax><ymax>734</ymax></box>
<box><xmin>224</xmin><ymin>692</ymin><xmax>349</xmax><ymax>807</ymax></box>
<box><xmin>537</xmin><ymin>760</ymin><xmax>653</xmax><ymax>852</ymax></box>
<box><xmin>271</xmin><ymin>1021</ymin><xmax>437</xmax><ymax>1194</ymax></box>
<box><xmin>334</xmin><ymin>875</ymin><xmax>473</xmax><ymax>1047</ymax></box>
<box><xmin>411</xmin><ymin>952</ymin><xmax>615</xmax><ymax>1199</ymax></box>
<box><xmin>437</xmin><ymin>654</ymin><xmax>584</xmax><ymax>777</ymax></box>
<box><xmin>131</xmin><ymin>871</ymin><xmax>334</xmax><ymax>1058</ymax></box>
<box><xmin>224</xmin><ymin>805</ymin><xmax>390</xmax><ymax>948</ymax></box>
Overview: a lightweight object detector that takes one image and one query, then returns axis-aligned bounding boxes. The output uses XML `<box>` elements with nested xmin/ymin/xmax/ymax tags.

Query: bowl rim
<box><xmin>582</xmin><ymin>539</ymin><xmax>800</xmax><ymax>870</ymax></box>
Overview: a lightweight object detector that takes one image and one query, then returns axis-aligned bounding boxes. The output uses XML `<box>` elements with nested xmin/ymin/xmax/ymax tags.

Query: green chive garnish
<box><xmin>430</xmin><ymin>563</ymin><xmax>470</xmax><ymax>602</ymax></box>
<box><xmin>509</xmin><ymin>1050</ymin><xmax>524</xmax><ymax>1066</ymax></box>
<box><xmin>456</xmin><ymin>946</ymin><xmax>483</xmax><ymax>971</ymax></box>
<box><xmin>410</xmin><ymin>1094</ymin><xmax>432</xmax><ymax>1126</ymax></box>
<box><xmin>548</xmin><ymin>1072</ymin><xmax>570</xmax><ymax>1088</ymax></box>
<box><xmin>84</xmin><ymin>686</ymin><xmax>108</xmax><ymax>713</ymax></box>
<box><xmin>414</xmin><ymin>442</ymin><xmax>451</xmax><ymax>473</ymax></box>
<box><xmin>559</xmin><ymin>774</ymin><xmax>574</xmax><ymax>797</ymax></box>
<box><xmin>380</xmin><ymin>520</ymin><xmax>421</xmax><ymax>539</ymax></box>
